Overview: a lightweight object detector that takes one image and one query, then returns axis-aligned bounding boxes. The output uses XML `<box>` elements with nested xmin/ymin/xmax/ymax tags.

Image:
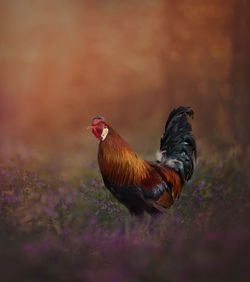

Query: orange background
<box><xmin>0</xmin><ymin>0</ymin><xmax>249</xmax><ymax>166</ymax></box>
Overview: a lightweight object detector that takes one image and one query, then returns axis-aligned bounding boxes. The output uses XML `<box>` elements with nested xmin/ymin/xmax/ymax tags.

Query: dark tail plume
<box><xmin>160</xmin><ymin>107</ymin><xmax>196</xmax><ymax>183</ymax></box>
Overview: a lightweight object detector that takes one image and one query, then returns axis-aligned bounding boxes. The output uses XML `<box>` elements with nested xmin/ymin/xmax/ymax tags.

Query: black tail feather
<box><xmin>160</xmin><ymin>107</ymin><xmax>196</xmax><ymax>182</ymax></box>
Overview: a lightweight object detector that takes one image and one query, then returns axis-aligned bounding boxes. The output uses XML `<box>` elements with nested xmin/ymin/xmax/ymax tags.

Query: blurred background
<box><xmin>0</xmin><ymin>0</ymin><xmax>249</xmax><ymax>168</ymax></box>
<box><xmin>0</xmin><ymin>2</ymin><xmax>249</xmax><ymax>281</ymax></box>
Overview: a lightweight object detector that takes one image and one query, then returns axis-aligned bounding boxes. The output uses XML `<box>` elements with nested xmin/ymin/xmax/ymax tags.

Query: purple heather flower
<box><xmin>65</xmin><ymin>195</ymin><xmax>73</xmax><ymax>205</ymax></box>
<box><xmin>80</xmin><ymin>182</ymin><xmax>87</xmax><ymax>189</ymax></box>
<box><xmin>58</xmin><ymin>186</ymin><xmax>66</xmax><ymax>195</ymax></box>
<box><xmin>42</xmin><ymin>206</ymin><xmax>58</xmax><ymax>218</ymax></box>
<box><xmin>196</xmin><ymin>180</ymin><xmax>205</xmax><ymax>192</ymax></box>
<box><xmin>61</xmin><ymin>203</ymin><xmax>67</xmax><ymax>210</ymax></box>
<box><xmin>174</xmin><ymin>215</ymin><xmax>181</xmax><ymax>222</ymax></box>
<box><xmin>89</xmin><ymin>217</ymin><xmax>97</xmax><ymax>225</ymax></box>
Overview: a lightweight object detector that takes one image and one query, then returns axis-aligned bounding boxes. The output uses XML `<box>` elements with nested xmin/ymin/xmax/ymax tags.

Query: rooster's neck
<box><xmin>98</xmin><ymin>127</ymin><xmax>149</xmax><ymax>186</ymax></box>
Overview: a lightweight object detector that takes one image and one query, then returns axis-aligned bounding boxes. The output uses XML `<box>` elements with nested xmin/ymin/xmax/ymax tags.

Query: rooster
<box><xmin>88</xmin><ymin>107</ymin><xmax>196</xmax><ymax>215</ymax></box>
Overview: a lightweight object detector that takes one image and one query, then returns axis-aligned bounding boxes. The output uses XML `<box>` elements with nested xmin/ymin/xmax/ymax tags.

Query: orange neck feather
<box><xmin>98</xmin><ymin>126</ymin><xmax>149</xmax><ymax>186</ymax></box>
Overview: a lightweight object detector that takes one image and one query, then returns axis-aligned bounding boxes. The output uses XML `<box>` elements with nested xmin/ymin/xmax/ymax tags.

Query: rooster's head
<box><xmin>87</xmin><ymin>116</ymin><xmax>109</xmax><ymax>141</ymax></box>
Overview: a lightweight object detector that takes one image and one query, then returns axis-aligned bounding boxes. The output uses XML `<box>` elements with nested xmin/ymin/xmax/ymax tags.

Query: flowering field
<box><xmin>0</xmin><ymin>148</ymin><xmax>249</xmax><ymax>282</ymax></box>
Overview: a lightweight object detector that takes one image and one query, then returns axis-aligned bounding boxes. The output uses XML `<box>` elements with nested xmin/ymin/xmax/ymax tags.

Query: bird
<box><xmin>87</xmin><ymin>107</ymin><xmax>196</xmax><ymax>215</ymax></box>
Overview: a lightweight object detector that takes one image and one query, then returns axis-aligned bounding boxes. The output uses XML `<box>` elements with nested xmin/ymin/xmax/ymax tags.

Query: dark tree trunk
<box><xmin>229</xmin><ymin>0</ymin><xmax>250</xmax><ymax>152</ymax></box>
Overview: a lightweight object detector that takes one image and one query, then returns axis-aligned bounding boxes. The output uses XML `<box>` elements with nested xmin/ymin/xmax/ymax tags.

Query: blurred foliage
<box><xmin>0</xmin><ymin>145</ymin><xmax>249</xmax><ymax>282</ymax></box>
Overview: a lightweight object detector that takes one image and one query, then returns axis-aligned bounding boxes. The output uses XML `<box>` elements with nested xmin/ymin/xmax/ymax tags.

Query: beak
<box><xmin>87</xmin><ymin>126</ymin><xmax>94</xmax><ymax>130</ymax></box>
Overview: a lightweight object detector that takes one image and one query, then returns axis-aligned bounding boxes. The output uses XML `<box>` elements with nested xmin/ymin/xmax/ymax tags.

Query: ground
<box><xmin>0</xmin><ymin>145</ymin><xmax>249</xmax><ymax>282</ymax></box>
